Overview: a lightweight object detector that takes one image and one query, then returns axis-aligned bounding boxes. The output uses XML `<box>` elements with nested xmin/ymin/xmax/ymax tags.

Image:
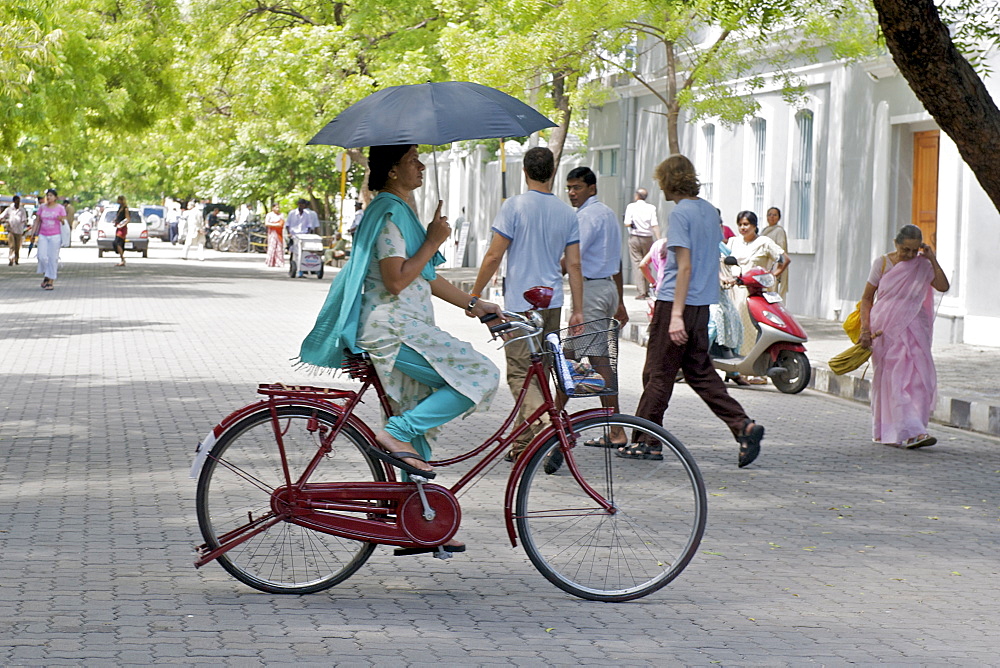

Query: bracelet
<box><xmin>466</xmin><ymin>296</ymin><xmax>479</xmax><ymax>311</ymax></box>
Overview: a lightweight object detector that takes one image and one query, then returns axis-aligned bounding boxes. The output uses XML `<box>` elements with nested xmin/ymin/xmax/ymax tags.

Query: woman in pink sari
<box><xmin>859</xmin><ymin>225</ymin><xmax>950</xmax><ymax>448</ymax></box>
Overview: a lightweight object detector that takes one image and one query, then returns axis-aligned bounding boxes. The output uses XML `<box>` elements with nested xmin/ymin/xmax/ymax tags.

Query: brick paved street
<box><xmin>2</xmin><ymin>243</ymin><xmax>999</xmax><ymax>665</ymax></box>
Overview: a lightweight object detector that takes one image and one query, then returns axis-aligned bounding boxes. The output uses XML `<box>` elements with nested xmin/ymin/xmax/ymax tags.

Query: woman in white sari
<box><xmin>725</xmin><ymin>210</ymin><xmax>789</xmax><ymax>383</ymax></box>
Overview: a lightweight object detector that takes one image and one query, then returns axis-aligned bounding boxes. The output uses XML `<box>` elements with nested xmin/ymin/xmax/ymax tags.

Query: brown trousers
<box><xmin>504</xmin><ymin>307</ymin><xmax>562</xmax><ymax>454</ymax></box>
<box><xmin>628</xmin><ymin>235</ymin><xmax>654</xmax><ymax>297</ymax></box>
<box><xmin>635</xmin><ymin>301</ymin><xmax>749</xmax><ymax>441</ymax></box>
<box><xmin>7</xmin><ymin>233</ymin><xmax>22</xmax><ymax>263</ymax></box>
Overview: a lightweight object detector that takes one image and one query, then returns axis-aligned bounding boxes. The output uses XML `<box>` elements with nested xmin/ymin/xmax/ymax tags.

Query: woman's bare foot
<box><xmin>445</xmin><ymin>538</ymin><xmax>464</xmax><ymax>549</ymax></box>
<box><xmin>374</xmin><ymin>430</ymin><xmax>434</xmax><ymax>473</ymax></box>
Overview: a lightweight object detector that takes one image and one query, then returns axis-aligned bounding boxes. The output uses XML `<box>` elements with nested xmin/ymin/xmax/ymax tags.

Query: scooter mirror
<box><xmin>723</xmin><ymin>255</ymin><xmax>739</xmax><ymax>266</ymax></box>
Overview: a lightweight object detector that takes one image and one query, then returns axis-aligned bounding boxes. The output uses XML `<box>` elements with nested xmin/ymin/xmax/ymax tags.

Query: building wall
<box><xmin>588</xmin><ymin>51</ymin><xmax>1000</xmax><ymax>346</ymax></box>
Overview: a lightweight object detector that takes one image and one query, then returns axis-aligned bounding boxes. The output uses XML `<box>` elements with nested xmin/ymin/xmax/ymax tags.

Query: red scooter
<box><xmin>713</xmin><ymin>256</ymin><xmax>811</xmax><ymax>394</ymax></box>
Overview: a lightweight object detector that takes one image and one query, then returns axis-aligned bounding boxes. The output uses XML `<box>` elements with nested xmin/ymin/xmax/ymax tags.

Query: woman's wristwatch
<box><xmin>465</xmin><ymin>294</ymin><xmax>480</xmax><ymax>312</ymax></box>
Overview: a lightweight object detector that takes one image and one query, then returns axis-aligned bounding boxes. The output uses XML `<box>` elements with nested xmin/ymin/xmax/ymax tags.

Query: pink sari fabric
<box><xmin>869</xmin><ymin>256</ymin><xmax>936</xmax><ymax>444</ymax></box>
<box><xmin>265</xmin><ymin>227</ymin><xmax>284</xmax><ymax>267</ymax></box>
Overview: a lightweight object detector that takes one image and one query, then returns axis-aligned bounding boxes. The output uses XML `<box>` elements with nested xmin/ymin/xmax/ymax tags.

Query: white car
<box><xmin>96</xmin><ymin>208</ymin><xmax>148</xmax><ymax>257</ymax></box>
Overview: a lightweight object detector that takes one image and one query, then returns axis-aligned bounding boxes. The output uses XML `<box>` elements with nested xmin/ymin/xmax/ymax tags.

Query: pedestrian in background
<box><xmin>349</xmin><ymin>200</ymin><xmax>364</xmax><ymax>235</ymax></box>
<box><xmin>630</xmin><ymin>155</ymin><xmax>765</xmax><ymax>468</ymax></box>
<box><xmin>112</xmin><ymin>195</ymin><xmax>129</xmax><ymax>266</ymax></box>
<box><xmin>166</xmin><ymin>200</ymin><xmax>181</xmax><ymax>245</ymax></box>
<box><xmin>859</xmin><ymin>224</ymin><xmax>949</xmax><ymax>449</ymax></box>
<box><xmin>762</xmin><ymin>206</ymin><xmax>789</xmax><ymax>299</ymax></box>
<box><xmin>623</xmin><ymin>188</ymin><xmax>659</xmax><ymax>299</ymax></box>
<box><xmin>471</xmin><ymin>146</ymin><xmax>584</xmax><ymax>462</ymax></box>
<box><xmin>264</xmin><ymin>203</ymin><xmax>284</xmax><ymax>268</ymax></box>
<box><xmin>62</xmin><ymin>198</ymin><xmax>75</xmax><ymax>247</ymax></box>
<box><xmin>31</xmin><ymin>188</ymin><xmax>66</xmax><ymax>290</ymax></box>
<box><xmin>0</xmin><ymin>195</ymin><xmax>28</xmax><ymax>266</ymax></box>
<box><xmin>565</xmin><ymin>166</ymin><xmax>629</xmax><ymax>449</ymax></box>
<box><xmin>182</xmin><ymin>200</ymin><xmax>207</xmax><ymax>261</ymax></box>
<box><xmin>286</xmin><ymin>199</ymin><xmax>318</xmax><ymax>250</ymax></box>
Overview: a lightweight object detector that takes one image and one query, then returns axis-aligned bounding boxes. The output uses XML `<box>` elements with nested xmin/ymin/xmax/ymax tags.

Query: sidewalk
<box><xmin>440</xmin><ymin>268</ymin><xmax>1000</xmax><ymax>438</ymax></box>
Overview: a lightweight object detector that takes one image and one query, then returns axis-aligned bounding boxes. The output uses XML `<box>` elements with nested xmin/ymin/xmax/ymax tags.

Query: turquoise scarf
<box><xmin>298</xmin><ymin>192</ymin><xmax>444</xmax><ymax>370</ymax></box>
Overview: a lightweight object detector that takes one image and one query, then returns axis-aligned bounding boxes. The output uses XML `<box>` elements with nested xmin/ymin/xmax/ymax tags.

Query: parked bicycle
<box><xmin>192</xmin><ymin>289</ymin><xmax>707</xmax><ymax>602</ymax></box>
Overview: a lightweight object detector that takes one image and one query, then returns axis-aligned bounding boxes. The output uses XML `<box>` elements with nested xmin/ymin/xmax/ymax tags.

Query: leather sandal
<box><xmin>737</xmin><ymin>420</ymin><xmax>764</xmax><ymax>468</ymax></box>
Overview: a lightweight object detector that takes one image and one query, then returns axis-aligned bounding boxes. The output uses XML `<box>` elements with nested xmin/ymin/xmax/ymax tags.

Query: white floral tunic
<box><xmin>356</xmin><ymin>216</ymin><xmax>499</xmax><ymax>430</ymax></box>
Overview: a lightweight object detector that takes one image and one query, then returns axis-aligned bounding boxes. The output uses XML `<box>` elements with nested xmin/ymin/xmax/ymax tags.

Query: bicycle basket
<box><xmin>545</xmin><ymin>318</ymin><xmax>619</xmax><ymax>398</ymax></box>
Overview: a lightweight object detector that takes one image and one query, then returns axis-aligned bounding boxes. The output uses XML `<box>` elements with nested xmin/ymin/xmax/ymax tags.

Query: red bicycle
<box><xmin>192</xmin><ymin>291</ymin><xmax>707</xmax><ymax>602</ymax></box>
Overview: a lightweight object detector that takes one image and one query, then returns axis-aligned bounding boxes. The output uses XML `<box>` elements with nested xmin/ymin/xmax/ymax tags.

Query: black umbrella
<box><xmin>308</xmin><ymin>81</ymin><xmax>556</xmax><ymax>148</ymax></box>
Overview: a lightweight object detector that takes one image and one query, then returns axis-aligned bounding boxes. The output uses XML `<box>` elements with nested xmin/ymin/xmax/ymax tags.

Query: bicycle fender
<box><xmin>189</xmin><ymin>398</ymin><xmax>372</xmax><ymax>480</ymax></box>
<box><xmin>502</xmin><ymin>407</ymin><xmax>614</xmax><ymax>547</ymax></box>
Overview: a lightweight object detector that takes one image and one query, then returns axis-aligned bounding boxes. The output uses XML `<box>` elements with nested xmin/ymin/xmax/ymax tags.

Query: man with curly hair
<box><xmin>625</xmin><ymin>154</ymin><xmax>766</xmax><ymax>468</ymax></box>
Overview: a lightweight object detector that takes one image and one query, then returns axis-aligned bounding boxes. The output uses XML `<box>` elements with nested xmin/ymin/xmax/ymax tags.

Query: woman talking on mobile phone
<box><xmin>858</xmin><ymin>224</ymin><xmax>950</xmax><ymax>449</ymax></box>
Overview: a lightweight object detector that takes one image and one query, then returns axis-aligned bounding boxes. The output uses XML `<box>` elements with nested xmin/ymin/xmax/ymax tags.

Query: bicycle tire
<box><xmin>515</xmin><ymin>414</ymin><xmax>706</xmax><ymax>602</ymax></box>
<box><xmin>196</xmin><ymin>405</ymin><xmax>385</xmax><ymax>594</ymax></box>
<box><xmin>229</xmin><ymin>234</ymin><xmax>249</xmax><ymax>253</ymax></box>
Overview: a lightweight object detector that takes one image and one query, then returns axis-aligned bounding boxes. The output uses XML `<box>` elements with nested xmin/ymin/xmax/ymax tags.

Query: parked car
<box><xmin>96</xmin><ymin>208</ymin><xmax>148</xmax><ymax>257</ymax></box>
<box><xmin>140</xmin><ymin>204</ymin><xmax>168</xmax><ymax>241</ymax></box>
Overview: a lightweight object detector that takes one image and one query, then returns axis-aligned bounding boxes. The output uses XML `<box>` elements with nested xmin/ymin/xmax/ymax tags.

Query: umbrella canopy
<box><xmin>308</xmin><ymin>81</ymin><xmax>557</xmax><ymax>148</ymax></box>
<box><xmin>828</xmin><ymin>342</ymin><xmax>872</xmax><ymax>375</ymax></box>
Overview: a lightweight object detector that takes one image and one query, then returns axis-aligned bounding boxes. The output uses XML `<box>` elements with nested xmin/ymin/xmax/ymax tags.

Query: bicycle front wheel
<box><xmin>196</xmin><ymin>406</ymin><xmax>385</xmax><ymax>594</ymax></box>
<box><xmin>516</xmin><ymin>414</ymin><xmax>706</xmax><ymax>602</ymax></box>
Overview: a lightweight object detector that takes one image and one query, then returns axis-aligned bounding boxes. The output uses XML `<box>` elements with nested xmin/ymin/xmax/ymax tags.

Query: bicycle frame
<box><xmin>194</xmin><ymin>347</ymin><xmax>617</xmax><ymax>569</ymax></box>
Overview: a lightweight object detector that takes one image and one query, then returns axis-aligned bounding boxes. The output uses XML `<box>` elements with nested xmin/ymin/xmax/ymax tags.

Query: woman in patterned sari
<box><xmin>264</xmin><ymin>204</ymin><xmax>284</xmax><ymax>267</ymax></box>
<box><xmin>299</xmin><ymin>144</ymin><xmax>502</xmax><ymax>489</ymax></box>
<box><xmin>859</xmin><ymin>224</ymin><xmax>949</xmax><ymax>449</ymax></box>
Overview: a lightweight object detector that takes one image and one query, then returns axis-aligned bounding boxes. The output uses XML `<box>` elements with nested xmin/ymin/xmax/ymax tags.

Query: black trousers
<box><xmin>634</xmin><ymin>301</ymin><xmax>749</xmax><ymax>441</ymax></box>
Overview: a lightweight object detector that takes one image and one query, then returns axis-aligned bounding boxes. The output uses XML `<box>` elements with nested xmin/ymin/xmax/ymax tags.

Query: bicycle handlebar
<box><xmin>479</xmin><ymin>311</ymin><xmax>545</xmax><ymax>351</ymax></box>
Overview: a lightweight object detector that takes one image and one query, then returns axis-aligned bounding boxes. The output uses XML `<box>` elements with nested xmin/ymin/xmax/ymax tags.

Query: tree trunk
<box><xmin>547</xmin><ymin>70</ymin><xmax>572</xmax><ymax>177</ymax></box>
<box><xmin>665</xmin><ymin>40</ymin><xmax>680</xmax><ymax>155</ymax></box>
<box><xmin>873</xmin><ymin>0</ymin><xmax>1000</xmax><ymax>213</ymax></box>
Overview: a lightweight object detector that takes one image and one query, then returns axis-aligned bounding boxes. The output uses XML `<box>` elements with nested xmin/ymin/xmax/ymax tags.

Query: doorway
<box><xmin>912</xmin><ymin>130</ymin><xmax>939</xmax><ymax>247</ymax></box>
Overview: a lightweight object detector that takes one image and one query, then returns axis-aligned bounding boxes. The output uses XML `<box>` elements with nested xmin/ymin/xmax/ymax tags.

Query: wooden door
<box><xmin>912</xmin><ymin>130</ymin><xmax>939</xmax><ymax>247</ymax></box>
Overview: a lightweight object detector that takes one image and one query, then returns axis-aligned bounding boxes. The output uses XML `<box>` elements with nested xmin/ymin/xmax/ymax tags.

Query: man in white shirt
<box><xmin>285</xmin><ymin>199</ymin><xmax>319</xmax><ymax>249</ymax></box>
<box><xmin>623</xmin><ymin>188</ymin><xmax>660</xmax><ymax>299</ymax></box>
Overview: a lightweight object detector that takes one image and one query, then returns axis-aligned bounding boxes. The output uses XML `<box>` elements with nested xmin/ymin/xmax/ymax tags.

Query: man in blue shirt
<box><xmin>627</xmin><ymin>154</ymin><xmax>765</xmax><ymax>468</ymax></box>
<box><xmin>471</xmin><ymin>147</ymin><xmax>584</xmax><ymax>460</ymax></box>
<box><xmin>565</xmin><ymin>166</ymin><xmax>629</xmax><ymax>448</ymax></box>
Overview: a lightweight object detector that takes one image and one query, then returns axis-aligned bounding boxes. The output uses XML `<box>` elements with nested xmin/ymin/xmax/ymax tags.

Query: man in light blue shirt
<box><xmin>565</xmin><ymin>166</ymin><xmax>629</xmax><ymax>449</ymax></box>
<box><xmin>472</xmin><ymin>147</ymin><xmax>584</xmax><ymax>460</ymax></box>
<box><xmin>630</xmin><ymin>154</ymin><xmax>766</xmax><ymax>468</ymax></box>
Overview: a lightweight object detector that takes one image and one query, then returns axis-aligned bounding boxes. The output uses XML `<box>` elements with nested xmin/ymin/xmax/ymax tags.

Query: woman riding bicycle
<box><xmin>298</xmin><ymin>144</ymin><xmax>504</xmax><ymax>482</ymax></box>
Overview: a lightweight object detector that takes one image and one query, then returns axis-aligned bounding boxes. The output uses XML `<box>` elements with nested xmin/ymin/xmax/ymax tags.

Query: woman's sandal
<box><xmin>365</xmin><ymin>443</ymin><xmax>436</xmax><ymax>479</ymax></box>
<box><xmin>737</xmin><ymin>419</ymin><xmax>765</xmax><ymax>468</ymax></box>
<box><xmin>616</xmin><ymin>442</ymin><xmax>663</xmax><ymax>461</ymax></box>
<box><xmin>904</xmin><ymin>434</ymin><xmax>937</xmax><ymax>449</ymax></box>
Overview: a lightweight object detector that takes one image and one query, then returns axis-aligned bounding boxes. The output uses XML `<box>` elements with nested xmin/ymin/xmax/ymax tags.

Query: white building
<box><xmin>585</xmin><ymin>50</ymin><xmax>1000</xmax><ymax>347</ymax></box>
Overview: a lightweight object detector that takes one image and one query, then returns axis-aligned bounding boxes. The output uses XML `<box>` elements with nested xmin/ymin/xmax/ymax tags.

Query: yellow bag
<box><xmin>843</xmin><ymin>302</ymin><xmax>862</xmax><ymax>343</ymax></box>
<box><xmin>844</xmin><ymin>256</ymin><xmax>886</xmax><ymax>344</ymax></box>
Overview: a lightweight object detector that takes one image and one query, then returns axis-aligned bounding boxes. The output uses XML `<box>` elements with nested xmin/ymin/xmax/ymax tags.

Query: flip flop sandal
<box><xmin>583</xmin><ymin>435</ymin><xmax>627</xmax><ymax>448</ymax></box>
<box><xmin>738</xmin><ymin>420</ymin><xmax>765</xmax><ymax>468</ymax></box>
<box><xmin>904</xmin><ymin>435</ymin><xmax>937</xmax><ymax>449</ymax></box>
<box><xmin>616</xmin><ymin>443</ymin><xmax>663</xmax><ymax>461</ymax></box>
<box><xmin>393</xmin><ymin>543</ymin><xmax>466</xmax><ymax>556</ymax></box>
<box><xmin>365</xmin><ymin>443</ymin><xmax>436</xmax><ymax>479</ymax></box>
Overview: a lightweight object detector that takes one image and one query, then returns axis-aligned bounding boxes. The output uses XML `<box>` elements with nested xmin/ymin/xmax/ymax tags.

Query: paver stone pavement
<box><xmin>0</xmin><ymin>244</ymin><xmax>998</xmax><ymax>665</ymax></box>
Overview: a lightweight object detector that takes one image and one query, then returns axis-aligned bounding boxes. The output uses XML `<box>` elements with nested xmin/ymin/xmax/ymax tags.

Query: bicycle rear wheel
<box><xmin>196</xmin><ymin>406</ymin><xmax>385</xmax><ymax>594</ymax></box>
<box><xmin>515</xmin><ymin>414</ymin><xmax>706</xmax><ymax>602</ymax></box>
